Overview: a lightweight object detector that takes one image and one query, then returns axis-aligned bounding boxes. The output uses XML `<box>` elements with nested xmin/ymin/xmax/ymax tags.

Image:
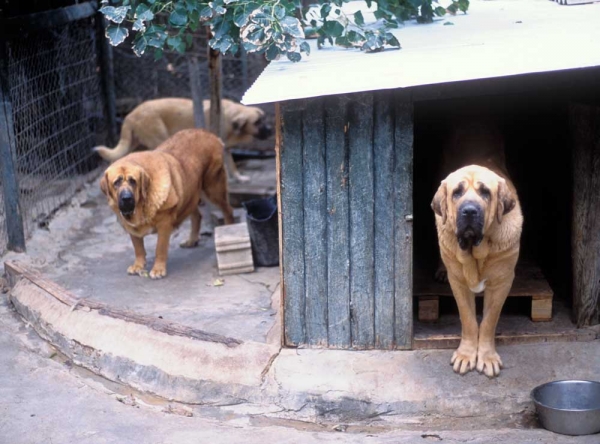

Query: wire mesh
<box><xmin>0</xmin><ymin>16</ymin><xmax>106</xmax><ymax>254</ymax></box>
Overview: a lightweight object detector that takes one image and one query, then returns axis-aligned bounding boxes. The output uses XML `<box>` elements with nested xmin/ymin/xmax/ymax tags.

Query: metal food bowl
<box><xmin>531</xmin><ymin>380</ymin><xmax>600</xmax><ymax>436</ymax></box>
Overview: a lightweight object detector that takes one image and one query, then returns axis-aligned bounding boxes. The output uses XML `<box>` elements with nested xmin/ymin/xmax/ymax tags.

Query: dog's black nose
<box><xmin>257</xmin><ymin>125</ymin><xmax>273</xmax><ymax>140</ymax></box>
<box><xmin>118</xmin><ymin>190</ymin><xmax>135</xmax><ymax>214</ymax></box>
<box><xmin>461</xmin><ymin>204</ymin><xmax>479</xmax><ymax>217</ymax></box>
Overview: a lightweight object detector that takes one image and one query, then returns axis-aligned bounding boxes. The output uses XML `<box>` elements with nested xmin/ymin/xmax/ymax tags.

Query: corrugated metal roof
<box><xmin>242</xmin><ymin>0</ymin><xmax>600</xmax><ymax>105</ymax></box>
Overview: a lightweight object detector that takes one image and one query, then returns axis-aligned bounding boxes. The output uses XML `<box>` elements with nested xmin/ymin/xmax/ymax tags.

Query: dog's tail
<box><xmin>93</xmin><ymin>118</ymin><xmax>134</xmax><ymax>162</ymax></box>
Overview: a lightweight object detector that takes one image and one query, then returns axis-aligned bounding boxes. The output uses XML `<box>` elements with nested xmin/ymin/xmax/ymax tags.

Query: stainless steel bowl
<box><xmin>531</xmin><ymin>380</ymin><xmax>600</xmax><ymax>436</ymax></box>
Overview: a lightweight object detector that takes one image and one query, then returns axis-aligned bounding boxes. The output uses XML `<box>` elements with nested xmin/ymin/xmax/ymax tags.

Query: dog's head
<box><xmin>431</xmin><ymin>165</ymin><xmax>516</xmax><ymax>250</ymax></box>
<box><xmin>231</xmin><ymin>106</ymin><xmax>273</xmax><ymax>142</ymax></box>
<box><xmin>100</xmin><ymin>161</ymin><xmax>149</xmax><ymax>222</ymax></box>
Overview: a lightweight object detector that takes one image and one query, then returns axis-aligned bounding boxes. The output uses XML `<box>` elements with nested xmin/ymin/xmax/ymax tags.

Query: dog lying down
<box><xmin>431</xmin><ymin>123</ymin><xmax>523</xmax><ymax>378</ymax></box>
<box><xmin>100</xmin><ymin>129</ymin><xmax>234</xmax><ymax>279</ymax></box>
<box><xmin>94</xmin><ymin>98</ymin><xmax>273</xmax><ymax>183</ymax></box>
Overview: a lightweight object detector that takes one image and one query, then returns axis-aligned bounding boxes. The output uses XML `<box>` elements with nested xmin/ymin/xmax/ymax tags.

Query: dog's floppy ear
<box><xmin>100</xmin><ymin>172</ymin><xmax>109</xmax><ymax>197</ymax></box>
<box><xmin>431</xmin><ymin>181</ymin><xmax>448</xmax><ymax>225</ymax></box>
<box><xmin>231</xmin><ymin>114</ymin><xmax>247</xmax><ymax>134</ymax></box>
<box><xmin>139</xmin><ymin>168</ymin><xmax>150</xmax><ymax>201</ymax></box>
<box><xmin>496</xmin><ymin>179</ymin><xmax>516</xmax><ymax>224</ymax></box>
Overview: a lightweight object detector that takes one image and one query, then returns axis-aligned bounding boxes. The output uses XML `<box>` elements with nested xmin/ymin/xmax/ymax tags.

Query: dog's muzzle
<box><xmin>456</xmin><ymin>201</ymin><xmax>484</xmax><ymax>250</ymax></box>
<box><xmin>256</xmin><ymin>124</ymin><xmax>273</xmax><ymax>140</ymax></box>
<box><xmin>118</xmin><ymin>189</ymin><xmax>135</xmax><ymax>217</ymax></box>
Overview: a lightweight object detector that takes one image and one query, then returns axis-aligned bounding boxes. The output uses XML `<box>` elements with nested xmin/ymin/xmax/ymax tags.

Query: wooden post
<box><xmin>0</xmin><ymin>40</ymin><xmax>26</xmax><ymax>252</ymax></box>
<box><xmin>571</xmin><ymin>103</ymin><xmax>600</xmax><ymax>327</ymax></box>
<box><xmin>207</xmin><ymin>28</ymin><xmax>221</xmax><ymax>138</ymax></box>
<box><xmin>95</xmin><ymin>12</ymin><xmax>117</xmax><ymax>146</ymax></box>
<box><xmin>188</xmin><ymin>55</ymin><xmax>206</xmax><ymax>129</ymax></box>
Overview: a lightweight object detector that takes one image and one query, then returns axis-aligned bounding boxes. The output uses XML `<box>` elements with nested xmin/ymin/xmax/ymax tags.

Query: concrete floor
<box><xmin>1</xmin><ymin>297</ymin><xmax>596</xmax><ymax>444</ymax></box>
<box><xmin>2</xmin><ymin>160</ymin><xmax>280</xmax><ymax>343</ymax></box>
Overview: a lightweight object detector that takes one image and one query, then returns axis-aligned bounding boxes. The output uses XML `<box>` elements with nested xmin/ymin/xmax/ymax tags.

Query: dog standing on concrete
<box><xmin>431</xmin><ymin>123</ymin><xmax>523</xmax><ymax>377</ymax></box>
<box><xmin>100</xmin><ymin>129</ymin><xmax>234</xmax><ymax>279</ymax></box>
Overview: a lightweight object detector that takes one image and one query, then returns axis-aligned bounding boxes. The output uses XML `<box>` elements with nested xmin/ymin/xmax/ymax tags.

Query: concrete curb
<box><xmin>5</xmin><ymin>260</ymin><xmax>600</xmax><ymax>422</ymax></box>
<box><xmin>7</xmin><ymin>270</ymin><xmax>280</xmax><ymax>405</ymax></box>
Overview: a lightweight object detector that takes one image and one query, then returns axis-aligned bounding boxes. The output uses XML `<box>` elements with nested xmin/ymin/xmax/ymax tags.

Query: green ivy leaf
<box><xmin>265</xmin><ymin>44</ymin><xmax>280</xmax><ymax>61</ymax></box>
<box><xmin>287</xmin><ymin>52</ymin><xmax>301</xmax><ymax>62</ymax></box>
<box><xmin>458</xmin><ymin>0</ymin><xmax>470</xmax><ymax>13</ymax></box>
<box><xmin>386</xmin><ymin>34</ymin><xmax>400</xmax><ymax>47</ymax></box>
<box><xmin>299</xmin><ymin>41</ymin><xmax>310</xmax><ymax>55</ymax></box>
<box><xmin>200</xmin><ymin>6</ymin><xmax>213</xmax><ymax>19</ymax></box>
<box><xmin>322</xmin><ymin>20</ymin><xmax>344</xmax><ymax>38</ymax></box>
<box><xmin>320</xmin><ymin>3</ymin><xmax>331</xmax><ymax>19</ymax></box>
<box><xmin>146</xmin><ymin>27</ymin><xmax>168</xmax><ymax>48</ymax></box>
<box><xmin>434</xmin><ymin>6</ymin><xmax>446</xmax><ymax>16</ymax></box>
<box><xmin>135</xmin><ymin>4</ymin><xmax>154</xmax><ymax>21</ymax></box>
<box><xmin>354</xmin><ymin>10</ymin><xmax>364</xmax><ymax>26</ymax></box>
<box><xmin>132</xmin><ymin>36</ymin><xmax>147</xmax><ymax>56</ymax></box>
<box><xmin>335</xmin><ymin>35</ymin><xmax>352</xmax><ymax>48</ymax></box>
<box><xmin>105</xmin><ymin>24</ymin><xmax>129</xmax><ymax>46</ymax></box>
<box><xmin>280</xmin><ymin>16</ymin><xmax>304</xmax><ymax>39</ymax></box>
<box><xmin>274</xmin><ymin>4</ymin><xmax>286</xmax><ymax>20</ymax></box>
<box><xmin>100</xmin><ymin>6</ymin><xmax>130</xmax><ymax>24</ymax></box>
<box><xmin>169</xmin><ymin>8</ymin><xmax>188</xmax><ymax>27</ymax></box>
<box><xmin>167</xmin><ymin>35</ymin><xmax>186</xmax><ymax>53</ymax></box>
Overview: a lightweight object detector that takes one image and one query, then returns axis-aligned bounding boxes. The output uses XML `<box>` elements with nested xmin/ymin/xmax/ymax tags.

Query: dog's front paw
<box><xmin>127</xmin><ymin>262</ymin><xmax>146</xmax><ymax>276</ymax></box>
<box><xmin>476</xmin><ymin>348</ymin><xmax>503</xmax><ymax>378</ymax></box>
<box><xmin>451</xmin><ymin>344</ymin><xmax>477</xmax><ymax>375</ymax></box>
<box><xmin>180</xmin><ymin>239</ymin><xmax>199</xmax><ymax>248</ymax></box>
<box><xmin>149</xmin><ymin>265</ymin><xmax>167</xmax><ymax>280</ymax></box>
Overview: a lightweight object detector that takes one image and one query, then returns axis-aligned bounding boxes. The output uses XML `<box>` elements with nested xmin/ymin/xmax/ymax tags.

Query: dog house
<box><xmin>242</xmin><ymin>1</ymin><xmax>600</xmax><ymax>350</ymax></box>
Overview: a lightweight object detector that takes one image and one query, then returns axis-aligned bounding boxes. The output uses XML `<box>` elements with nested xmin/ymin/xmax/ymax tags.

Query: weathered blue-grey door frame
<box><xmin>279</xmin><ymin>90</ymin><xmax>413</xmax><ymax>350</ymax></box>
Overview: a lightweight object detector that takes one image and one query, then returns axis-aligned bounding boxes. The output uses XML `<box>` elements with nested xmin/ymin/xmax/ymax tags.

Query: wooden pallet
<box><xmin>414</xmin><ymin>263</ymin><xmax>554</xmax><ymax>323</ymax></box>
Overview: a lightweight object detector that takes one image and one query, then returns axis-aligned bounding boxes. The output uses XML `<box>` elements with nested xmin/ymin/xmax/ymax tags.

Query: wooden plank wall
<box><xmin>571</xmin><ymin>103</ymin><xmax>600</xmax><ymax>327</ymax></box>
<box><xmin>279</xmin><ymin>91</ymin><xmax>414</xmax><ymax>350</ymax></box>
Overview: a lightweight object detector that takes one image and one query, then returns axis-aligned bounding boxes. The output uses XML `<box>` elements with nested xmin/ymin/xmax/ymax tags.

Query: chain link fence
<box><xmin>0</xmin><ymin>4</ymin><xmax>274</xmax><ymax>255</ymax></box>
<box><xmin>0</xmin><ymin>9</ymin><xmax>107</xmax><ymax>255</ymax></box>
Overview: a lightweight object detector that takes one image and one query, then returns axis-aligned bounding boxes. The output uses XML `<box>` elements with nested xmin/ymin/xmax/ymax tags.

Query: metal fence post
<box><xmin>0</xmin><ymin>39</ymin><xmax>26</xmax><ymax>252</ymax></box>
<box><xmin>96</xmin><ymin>12</ymin><xmax>117</xmax><ymax>146</ymax></box>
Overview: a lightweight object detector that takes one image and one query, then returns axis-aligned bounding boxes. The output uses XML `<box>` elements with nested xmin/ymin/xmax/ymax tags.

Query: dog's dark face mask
<box><xmin>456</xmin><ymin>200</ymin><xmax>484</xmax><ymax>250</ymax></box>
<box><xmin>101</xmin><ymin>166</ymin><xmax>148</xmax><ymax>221</ymax></box>
<box><xmin>252</xmin><ymin>116</ymin><xmax>273</xmax><ymax>140</ymax></box>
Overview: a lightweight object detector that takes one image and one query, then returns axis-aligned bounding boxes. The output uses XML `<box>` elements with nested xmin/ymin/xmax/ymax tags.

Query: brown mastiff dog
<box><xmin>94</xmin><ymin>98</ymin><xmax>273</xmax><ymax>182</ymax></box>
<box><xmin>431</xmin><ymin>123</ymin><xmax>523</xmax><ymax>377</ymax></box>
<box><xmin>100</xmin><ymin>129</ymin><xmax>234</xmax><ymax>279</ymax></box>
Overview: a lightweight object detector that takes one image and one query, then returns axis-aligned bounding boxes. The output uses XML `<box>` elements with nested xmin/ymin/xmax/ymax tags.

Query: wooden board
<box><xmin>279</xmin><ymin>91</ymin><xmax>414</xmax><ymax>350</ymax></box>
<box><xmin>570</xmin><ymin>103</ymin><xmax>600</xmax><ymax>327</ymax></box>
<box><xmin>414</xmin><ymin>263</ymin><xmax>553</xmax><ymax>298</ymax></box>
<box><xmin>325</xmin><ymin>95</ymin><xmax>351</xmax><ymax>348</ymax></box>
<box><xmin>414</xmin><ymin>301</ymin><xmax>599</xmax><ymax>350</ymax></box>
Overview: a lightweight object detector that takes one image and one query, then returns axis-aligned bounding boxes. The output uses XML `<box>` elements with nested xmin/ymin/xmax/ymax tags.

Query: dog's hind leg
<box><xmin>205</xmin><ymin>167</ymin><xmax>235</xmax><ymax>225</ymax></box>
<box><xmin>180</xmin><ymin>208</ymin><xmax>201</xmax><ymax>248</ymax></box>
